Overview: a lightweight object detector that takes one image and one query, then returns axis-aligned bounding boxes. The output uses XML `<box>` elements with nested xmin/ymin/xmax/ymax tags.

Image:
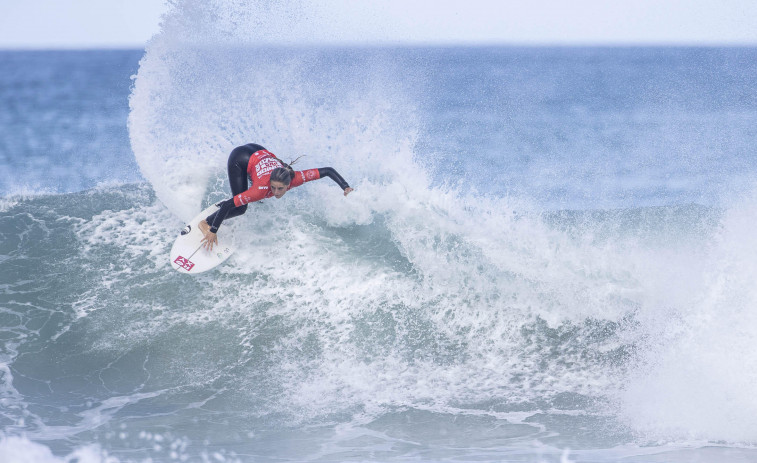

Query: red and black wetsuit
<box><xmin>206</xmin><ymin>143</ymin><xmax>350</xmax><ymax>233</ymax></box>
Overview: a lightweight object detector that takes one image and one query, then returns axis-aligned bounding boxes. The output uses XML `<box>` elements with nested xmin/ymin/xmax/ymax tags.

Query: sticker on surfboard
<box><xmin>169</xmin><ymin>203</ymin><xmax>234</xmax><ymax>274</ymax></box>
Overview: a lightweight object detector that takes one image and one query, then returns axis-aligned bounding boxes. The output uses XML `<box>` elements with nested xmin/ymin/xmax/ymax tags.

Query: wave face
<box><xmin>3</xmin><ymin>1</ymin><xmax>757</xmax><ymax>461</ymax></box>
<box><xmin>5</xmin><ymin>184</ymin><xmax>757</xmax><ymax>461</ymax></box>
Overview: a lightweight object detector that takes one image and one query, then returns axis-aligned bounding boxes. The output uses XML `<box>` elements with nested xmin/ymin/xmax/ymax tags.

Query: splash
<box><xmin>0</xmin><ymin>435</ymin><xmax>111</xmax><ymax>463</ymax></box>
<box><xmin>619</xmin><ymin>195</ymin><xmax>757</xmax><ymax>442</ymax></box>
<box><xmin>124</xmin><ymin>0</ymin><xmax>757</xmax><ymax>450</ymax></box>
<box><xmin>129</xmin><ymin>0</ymin><xmax>419</xmax><ymax>220</ymax></box>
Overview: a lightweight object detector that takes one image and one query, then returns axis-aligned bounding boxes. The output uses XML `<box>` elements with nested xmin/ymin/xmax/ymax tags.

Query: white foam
<box><xmin>129</xmin><ymin>21</ymin><xmax>627</xmax><ymax>435</ymax></box>
<box><xmin>0</xmin><ymin>436</ymin><xmax>115</xmax><ymax>463</ymax></box>
<box><xmin>124</xmin><ymin>0</ymin><xmax>757</xmax><ymax>448</ymax></box>
<box><xmin>620</xmin><ymin>193</ymin><xmax>757</xmax><ymax>443</ymax></box>
<box><xmin>130</xmin><ymin>1</ymin><xmax>421</xmax><ymax>221</ymax></box>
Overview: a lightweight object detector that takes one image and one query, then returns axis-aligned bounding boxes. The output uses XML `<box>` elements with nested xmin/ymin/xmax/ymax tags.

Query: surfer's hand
<box><xmin>198</xmin><ymin>220</ymin><xmax>217</xmax><ymax>251</ymax></box>
<box><xmin>201</xmin><ymin>232</ymin><xmax>218</xmax><ymax>251</ymax></box>
<box><xmin>344</xmin><ymin>187</ymin><xmax>354</xmax><ymax>196</ymax></box>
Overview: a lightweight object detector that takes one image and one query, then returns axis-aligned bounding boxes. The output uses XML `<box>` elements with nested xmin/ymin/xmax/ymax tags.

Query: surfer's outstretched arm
<box><xmin>317</xmin><ymin>167</ymin><xmax>352</xmax><ymax>194</ymax></box>
<box><xmin>289</xmin><ymin>167</ymin><xmax>353</xmax><ymax>196</ymax></box>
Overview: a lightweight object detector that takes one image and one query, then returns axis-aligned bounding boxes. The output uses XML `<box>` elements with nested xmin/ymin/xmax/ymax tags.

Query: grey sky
<box><xmin>1</xmin><ymin>0</ymin><xmax>756</xmax><ymax>48</ymax></box>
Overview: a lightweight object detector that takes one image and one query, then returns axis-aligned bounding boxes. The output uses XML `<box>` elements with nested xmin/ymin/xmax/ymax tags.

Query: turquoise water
<box><xmin>2</xmin><ymin>3</ymin><xmax>757</xmax><ymax>462</ymax></box>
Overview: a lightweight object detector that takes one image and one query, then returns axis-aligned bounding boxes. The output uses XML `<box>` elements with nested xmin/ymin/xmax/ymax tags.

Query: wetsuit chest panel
<box><xmin>247</xmin><ymin>150</ymin><xmax>279</xmax><ymax>182</ymax></box>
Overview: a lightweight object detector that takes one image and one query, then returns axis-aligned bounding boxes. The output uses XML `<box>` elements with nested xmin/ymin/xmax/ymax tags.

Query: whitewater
<box><xmin>2</xmin><ymin>1</ymin><xmax>757</xmax><ymax>462</ymax></box>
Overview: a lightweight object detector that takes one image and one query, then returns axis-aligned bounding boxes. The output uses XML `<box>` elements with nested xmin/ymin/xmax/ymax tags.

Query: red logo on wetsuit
<box><xmin>255</xmin><ymin>157</ymin><xmax>281</xmax><ymax>177</ymax></box>
<box><xmin>174</xmin><ymin>256</ymin><xmax>195</xmax><ymax>271</ymax></box>
<box><xmin>305</xmin><ymin>169</ymin><xmax>317</xmax><ymax>180</ymax></box>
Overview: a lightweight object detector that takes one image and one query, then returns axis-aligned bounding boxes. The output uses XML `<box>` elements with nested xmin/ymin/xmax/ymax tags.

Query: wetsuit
<box><xmin>205</xmin><ymin>143</ymin><xmax>350</xmax><ymax>233</ymax></box>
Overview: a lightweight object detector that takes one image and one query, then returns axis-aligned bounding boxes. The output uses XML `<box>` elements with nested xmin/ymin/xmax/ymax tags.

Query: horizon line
<box><xmin>3</xmin><ymin>40</ymin><xmax>757</xmax><ymax>51</ymax></box>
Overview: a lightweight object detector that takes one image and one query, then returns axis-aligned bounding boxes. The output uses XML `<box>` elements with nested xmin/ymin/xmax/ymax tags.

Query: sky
<box><xmin>1</xmin><ymin>0</ymin><xmax>757</xmax><ymax>49</ymax></box>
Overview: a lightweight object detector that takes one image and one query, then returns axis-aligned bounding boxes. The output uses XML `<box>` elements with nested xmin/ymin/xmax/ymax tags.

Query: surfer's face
<box><xmin>270</xmin><ymin>180</ymin><xmax>289</xmax><ymax>198</ymax></box>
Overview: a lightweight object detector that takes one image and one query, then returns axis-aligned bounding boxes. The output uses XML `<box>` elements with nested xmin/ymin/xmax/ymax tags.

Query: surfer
<box><xmin>199</xmin><ymin>143</ymin><xmax>353</xmax><ymax>250</ymax></box>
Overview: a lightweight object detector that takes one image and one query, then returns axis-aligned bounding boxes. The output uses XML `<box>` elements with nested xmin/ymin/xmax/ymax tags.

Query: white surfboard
<box><xmin>170</xmin><ymin>203</ymin><xmax>234</xmax><ymax>274</ymax></box>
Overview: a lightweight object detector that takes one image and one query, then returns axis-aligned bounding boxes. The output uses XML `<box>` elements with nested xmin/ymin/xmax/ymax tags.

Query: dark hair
<box><xmin>270</xmin><ymin>166</ymin><xmax>294</xmax><ymax>185</ymax></box>
<box><xmin>269</xmin><ymin>155</ymin><xmax>305</xmax><ymax>185</ymax></box>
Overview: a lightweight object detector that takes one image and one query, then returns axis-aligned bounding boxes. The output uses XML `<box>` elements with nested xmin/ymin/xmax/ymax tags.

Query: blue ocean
<box><xmin>2</xmin><ymin>3</ymin><xmax>757</xmax><ymax>463</ymax></box>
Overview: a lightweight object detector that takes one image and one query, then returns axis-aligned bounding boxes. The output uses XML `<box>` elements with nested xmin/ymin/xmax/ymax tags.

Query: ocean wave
<box><xmin>3</xmin><ymin>182</ymin><xmax>754</xmax><ymax>448</ymax></box>
<box><xmin>4</xmin><ymin>0</ymin><xmax>757</xmax><ymax>458</ymax></box>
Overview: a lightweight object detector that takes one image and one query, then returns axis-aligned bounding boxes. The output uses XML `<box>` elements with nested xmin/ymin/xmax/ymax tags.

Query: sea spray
<box><xmin>125</xmin><ymin>0</ymin><xmax>757</xmax><ymax>448</ymax></box>
<box><xmin>2</xmin><ymin>1</ymin><xmax>757</xmax><ymax>460</ymax></box>
<box><xmin>130</xmin><ymin>0</ymin><xmax>423</xmax><ymax>221</ymax></box>
<box><xmin>620</xmin><ymin>193</ymin><xmax>757</xmax><ymax>442</ymax></box>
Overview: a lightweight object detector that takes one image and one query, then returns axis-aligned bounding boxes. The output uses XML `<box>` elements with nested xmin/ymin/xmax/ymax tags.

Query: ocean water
<box><xmin>3</xmin><ymin>4</ymin><xmax>757</xmax><ymax>463</ymax></box>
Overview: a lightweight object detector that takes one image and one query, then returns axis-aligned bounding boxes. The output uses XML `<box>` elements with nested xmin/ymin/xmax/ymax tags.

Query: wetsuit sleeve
<box><xmin>206</xmin><ymin>198</ymin><xmax>236</xmax><ymax>234</ymax></box>
<box><xmin>318</xmin><ymin>167</ymin><xmax>350</xmax><ymax>190</ymax></box>
<box><xmin>289</xmin><ymin>167</ymin><xmax>350</xmax><ymax>190</ymax></box>
<box><xmin>206</xmin><ymin>186</ymin><xmax>268</xmax><ymax>233</ymax></box>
